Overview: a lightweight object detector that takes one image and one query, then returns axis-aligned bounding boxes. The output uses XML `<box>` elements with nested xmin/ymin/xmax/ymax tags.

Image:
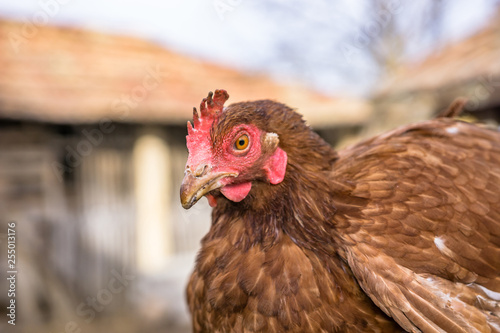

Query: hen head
<box><xmin>180</xmin><ymin>89</ymin><xmax>288</xmax><ymax>209</ymax></box>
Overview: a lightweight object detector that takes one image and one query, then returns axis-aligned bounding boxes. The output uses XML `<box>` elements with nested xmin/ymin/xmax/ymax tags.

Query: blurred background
<box><xmin>0</xmin><ymin>0</ymin><xmax>499</xmax><ymax>332</ymax></box>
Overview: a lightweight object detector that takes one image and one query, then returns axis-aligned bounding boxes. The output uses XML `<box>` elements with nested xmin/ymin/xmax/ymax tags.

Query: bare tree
<box><xmin>250</xmin><ymin>0</ymin><xmax>499</xmax><ymax>95</ymax></box>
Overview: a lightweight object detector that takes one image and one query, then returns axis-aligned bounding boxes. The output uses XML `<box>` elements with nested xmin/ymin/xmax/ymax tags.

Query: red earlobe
<box><xmin>264</xmin><ymin>147</ymin><xmax>287</xmax><ymax>184</ymax></box>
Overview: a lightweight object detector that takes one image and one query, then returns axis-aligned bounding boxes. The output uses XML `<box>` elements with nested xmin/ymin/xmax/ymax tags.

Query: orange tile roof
<box><xmin>0</xmin><ymin>20</ymin><xmax>371</xmax><ymax>127</ymax></box>
<box><xmin>377</xmin><ymin>12</ymin><xmax>500</xmax><ymax>96</ymax></box>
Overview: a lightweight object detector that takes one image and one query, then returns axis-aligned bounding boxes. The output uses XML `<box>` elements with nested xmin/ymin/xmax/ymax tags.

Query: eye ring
<box><xmin>234</xmin><ymin>134</ymin><xmax>250</xmax><ymax>151</ymax></box>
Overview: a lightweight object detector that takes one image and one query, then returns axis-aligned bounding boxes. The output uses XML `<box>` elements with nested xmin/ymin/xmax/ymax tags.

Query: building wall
<box><xmin>0</xmin><ymin>123</ymin><xmax>76</xmax><ymax>327</ymax></box>
<box><xmin>0</xmin><ymin>121</ymin><xmax>208</xmax><ymax>330</ymax></box>
<box><xmin>369</xmin><ymin>74</ymin><xmax>500</xmax><ymax>138</ymax></box>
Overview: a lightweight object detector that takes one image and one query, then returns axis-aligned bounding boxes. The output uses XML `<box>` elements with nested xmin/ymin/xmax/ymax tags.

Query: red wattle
<box><xmin>220</xmin><ymin>182</ymin><xmax>252</xmax><ymax>202</ymax></box>
<box><xmin>206</xmin><ymin>194</ymin><xmax>218</xmax><ymax>207</ymax></box>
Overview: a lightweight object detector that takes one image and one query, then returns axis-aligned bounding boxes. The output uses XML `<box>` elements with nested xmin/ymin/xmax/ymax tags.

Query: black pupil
<box><xmin>239</xmin><ymin>139</ymin><xmax>245</xmax><ymax>147</ymax></box>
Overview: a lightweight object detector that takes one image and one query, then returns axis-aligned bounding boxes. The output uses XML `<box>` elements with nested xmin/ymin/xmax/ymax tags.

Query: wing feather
<box><xmin>334</xmin><ymin>118</ymin><xmax>500</xmax><ymax>332</ymax></box>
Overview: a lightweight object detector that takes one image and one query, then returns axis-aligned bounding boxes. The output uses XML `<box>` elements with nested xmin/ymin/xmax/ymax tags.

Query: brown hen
<box><xmin>180</xmin><ymin>90</ymin><xmax>500</xmax><ymax>332</ymax></box>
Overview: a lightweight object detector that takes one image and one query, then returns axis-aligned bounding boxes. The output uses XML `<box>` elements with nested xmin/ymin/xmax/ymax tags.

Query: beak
<box><xmin>180</xmin><ymin>170</ymin><xmax>237</xmax><ymax>209</ymax></box>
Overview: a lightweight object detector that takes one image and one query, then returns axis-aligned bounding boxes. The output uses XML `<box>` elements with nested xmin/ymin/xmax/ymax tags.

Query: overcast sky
<box><xmin>0</xmin><ymin>0</ymin><xmax>498</xmax><ymax>96</ymax></box>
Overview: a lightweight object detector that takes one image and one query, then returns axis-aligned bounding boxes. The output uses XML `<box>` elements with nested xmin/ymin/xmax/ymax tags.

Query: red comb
<box><xmin>187</xmin><ymin>89</ymin><xmax>229</xmax><ymax>135</ymax></box>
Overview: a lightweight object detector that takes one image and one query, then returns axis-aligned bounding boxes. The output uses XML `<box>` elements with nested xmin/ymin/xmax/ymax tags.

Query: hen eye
<box><xmin>235</xmin><ymin>134</ymin><xmax>249</xmax><ymax>150</ymax></box>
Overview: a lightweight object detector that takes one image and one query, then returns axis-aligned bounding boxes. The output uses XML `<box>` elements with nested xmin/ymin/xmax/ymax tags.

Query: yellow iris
<box><xmin>235</xmin><ymin>134</ymin><xmax>249</xmax><ymax>150</ymax></box>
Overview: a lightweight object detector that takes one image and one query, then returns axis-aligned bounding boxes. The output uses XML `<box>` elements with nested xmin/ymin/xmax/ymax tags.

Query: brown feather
<box><xmin>185</xmin><ymin>94</ymin><xmax>500</xmax><ymax>332</ymax></box>
<box><xmin>437</xmin><ymin>97</ymin><xmax>468</xmax><ymax>118</ymax></box>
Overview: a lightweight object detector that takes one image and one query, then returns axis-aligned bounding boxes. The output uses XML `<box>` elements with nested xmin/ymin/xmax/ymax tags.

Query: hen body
<box><xmin>182</xmin><ymin>91</ymin><xmax>500</xmax><ymax>332</ymax></box>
